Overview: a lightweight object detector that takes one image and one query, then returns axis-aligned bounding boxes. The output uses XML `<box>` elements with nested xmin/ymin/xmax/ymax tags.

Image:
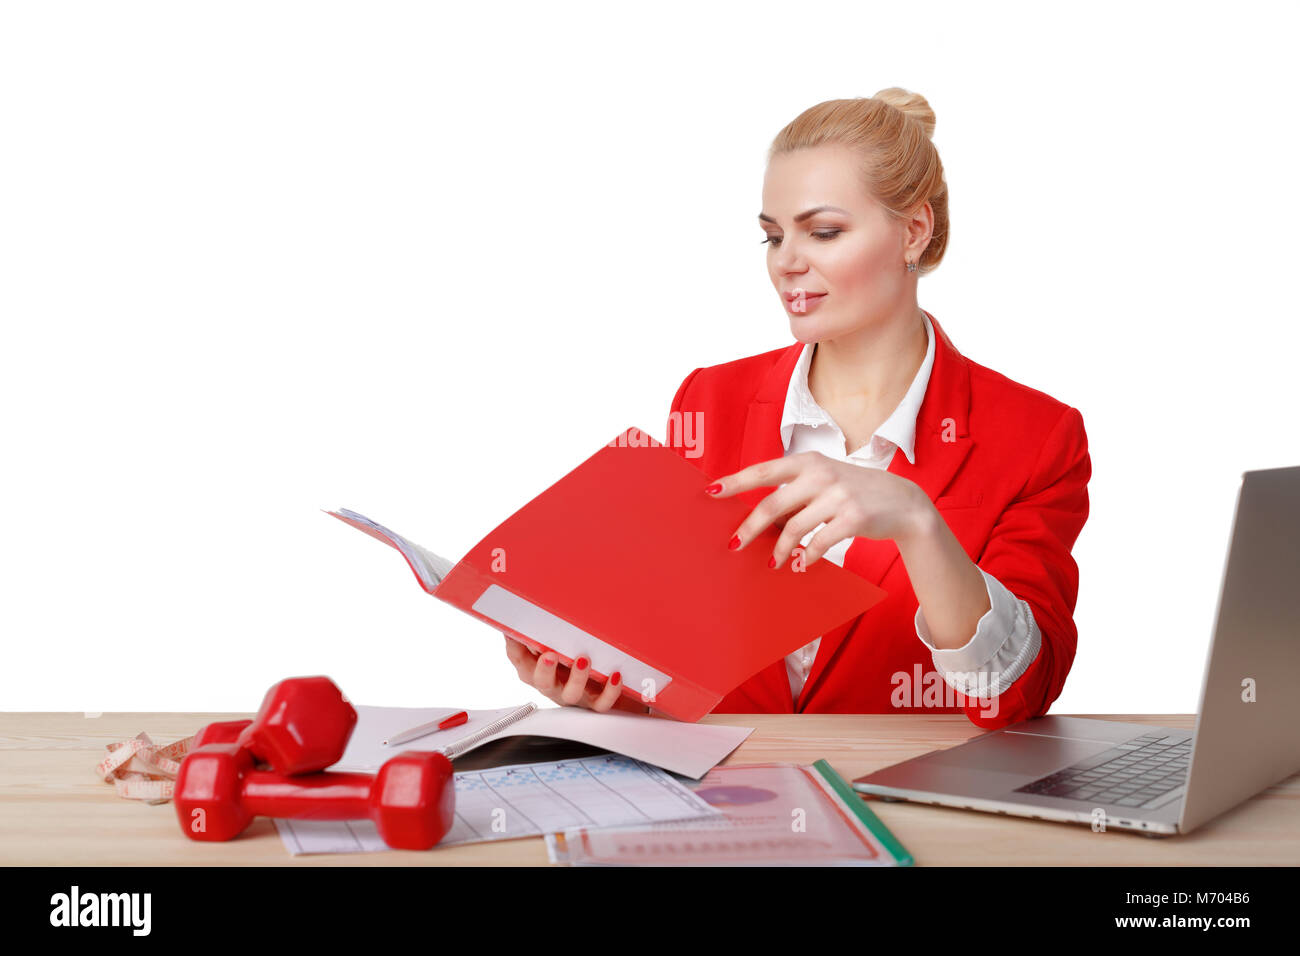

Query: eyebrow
<box><xmin>757</xmin><ymin>205</ymin><xmax>850</xmax><ymax>225</ymax></box>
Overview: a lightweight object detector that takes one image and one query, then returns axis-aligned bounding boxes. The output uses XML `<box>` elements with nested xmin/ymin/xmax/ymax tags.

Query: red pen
<box><xmin>384</xmin><ymin>710</ymin><xmax>469</xmax><ymax>746</ymax></box>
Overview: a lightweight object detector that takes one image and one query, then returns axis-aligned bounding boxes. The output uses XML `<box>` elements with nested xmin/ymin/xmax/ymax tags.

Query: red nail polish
<box><xmin>575</xmin><ymin>656</ymin><xmax>589</xmax><ymax>670</ymax></box>
<box><xmin>729</xmin><ymin>534</ymin><xmax>741</xmax><ymax>550</ymax></box>
<box><xmin>610</xmin><ymin>671</ymin><xmax>621</xmax><ymax>686</ymax></box>
<box><xmin>768</xmin><ymin>556</ymin><xmax>776</xmax><ymax>569</ymax></box>
<box><xmin>704</xmin><ymin>482</ymin><xmax>722</xmax><ymax>495</ymax></box>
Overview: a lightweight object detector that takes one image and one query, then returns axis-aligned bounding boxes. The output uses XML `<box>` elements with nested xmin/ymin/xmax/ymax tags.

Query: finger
<box><xmin>504</xmin><ymin>637</ymin><xmax>546</xmax><ymax>687</ymax></box>
<box><xmin>590</xmin><ymin>670</ymin><xmax>624</xmax><ymax>712</ymax></box>
<box><xmin>505</xmin><ymin>631</ymin><xmax>545</xmax><ymax>656</ymax></box>
<box><xmin>771</xmin><ymin>494</ymin><xmax>841</xmax><ymax>568</ymax></box>
<box><xmin>704</xmin><ymin>453</ymin><xmax>810</xmax><ymax>498</ymax></box>
<box><xmin>559</xmin><ymin>655</ymin><xmax>592</xmax><ymax>705</ymax></box>
<box><xmin>533</xmin><ymin>652</ymin><xmax>562</xmax><ymax>693</ymax></box>
<box><xmin>503</xmin><ymin>634</ymin><xmax>535</xmax><ymax>668</ymax></box>
<box><xmin>796</xmin><ymin>514</ymin><xmax>858</xmax><ymax>568</ymax></box>
<box><xmin>729</xmin><ymin>475</ymin><xmax>819</xmax><ymax>551</ymax></box>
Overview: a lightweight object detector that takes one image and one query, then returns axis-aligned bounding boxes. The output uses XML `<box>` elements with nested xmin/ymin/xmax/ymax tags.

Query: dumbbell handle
<box><xmin>239</xmin><ymin>769</ymin><xmax>379</xmax><ymax>820</ymax></box>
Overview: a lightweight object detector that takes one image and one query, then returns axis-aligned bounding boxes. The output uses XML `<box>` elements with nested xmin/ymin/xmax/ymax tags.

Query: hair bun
<box><xmin>872</xmin><ymin>87</ymin><xmax>936</xmax><ymax>139</ymax></box>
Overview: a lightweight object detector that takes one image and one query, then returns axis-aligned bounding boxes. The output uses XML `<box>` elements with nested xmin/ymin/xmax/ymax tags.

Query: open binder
<box><xmin>328</xmin><ymin>425</ymin><xmax>887</xmax><ymax>721</ymax></box>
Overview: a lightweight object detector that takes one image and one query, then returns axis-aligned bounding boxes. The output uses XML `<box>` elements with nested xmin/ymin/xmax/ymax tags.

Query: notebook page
<box><xmin>483</xmin><ymin>705</ymin><xmax>753</xmax><ymax>780</ymax></box>
<box><xmin>327</xmin><ymin>704</ymin><xmax>530</xmax><ymax>773</ymax></box>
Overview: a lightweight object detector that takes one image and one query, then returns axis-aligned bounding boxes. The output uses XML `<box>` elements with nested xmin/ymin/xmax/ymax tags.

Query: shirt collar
<box><xmin>779</xmin><ymin>310</ymin><xmax>935</xmax><ymax>465</ymax></box>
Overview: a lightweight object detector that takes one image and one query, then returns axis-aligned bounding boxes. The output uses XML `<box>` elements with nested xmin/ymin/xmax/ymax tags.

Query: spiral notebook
<box><xmin>328</xmin><ymin>703</ymin><xmax>753</xmax><ymax>780</ymax></box>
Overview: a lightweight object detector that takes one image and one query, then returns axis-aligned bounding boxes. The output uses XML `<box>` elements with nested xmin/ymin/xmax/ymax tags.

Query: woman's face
<box><xmin>759</xmin><ymin>143</ymin><xmax>921</xmax><ymax>343</ymax></box>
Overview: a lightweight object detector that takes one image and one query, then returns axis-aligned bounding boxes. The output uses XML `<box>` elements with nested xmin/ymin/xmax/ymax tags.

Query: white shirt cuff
<box><xmin>914</xmin><ymin>568</ymin><xmax>1041</xmax><ymax>698</ymax></box>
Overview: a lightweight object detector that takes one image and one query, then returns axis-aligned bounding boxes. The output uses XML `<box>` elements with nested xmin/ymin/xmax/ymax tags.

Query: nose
<box><xmin>773</xmin><ymin>244</ymin><xmax>808</xmax><ymax>275</ymax></box>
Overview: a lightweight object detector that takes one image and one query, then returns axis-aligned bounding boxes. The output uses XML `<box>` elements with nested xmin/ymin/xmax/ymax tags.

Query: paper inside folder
<box><xmin>330</xmin><ymin>507</ymin><xmax>456</xmax><ymax>590</ymax></box>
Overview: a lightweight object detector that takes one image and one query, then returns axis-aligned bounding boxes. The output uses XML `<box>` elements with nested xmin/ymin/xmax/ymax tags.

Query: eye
<box><xmin>760</xmin><ymin>230</ymin><xmax>841</xmax><ymax>248</ymax></box>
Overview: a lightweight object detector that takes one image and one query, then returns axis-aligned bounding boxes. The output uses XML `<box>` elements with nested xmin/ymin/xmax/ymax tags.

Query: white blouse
<box><xmin>780</xmin><ymin>311</ymin><xmax>1041</xmax><ymax>706</ymax></box>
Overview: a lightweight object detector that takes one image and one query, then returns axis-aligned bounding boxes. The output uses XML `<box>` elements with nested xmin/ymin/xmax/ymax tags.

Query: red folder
<box><xmin>327</xmin><ymin>426</ymin><xmax>886</xmax><ymax>721</ymax></box>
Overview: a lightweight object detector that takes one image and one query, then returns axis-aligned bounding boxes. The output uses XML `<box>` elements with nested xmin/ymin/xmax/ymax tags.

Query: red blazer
<box><xmin>666</xmin><ymin>311</ymin><xmax>1091</xmax><ymax>729</ymax></box>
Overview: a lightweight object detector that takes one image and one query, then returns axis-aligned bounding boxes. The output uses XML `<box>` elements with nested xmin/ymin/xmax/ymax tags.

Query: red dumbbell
<box><xmin>192</xmin><ymin>719</ymin><xmax>253</xmax><ymax>750</ymax></box>
<box><xmin>236</xmin><ymin>676</ymin><xmax>357</xmax><ymax>775</ymax></box>
<box><xmin>190</xmin><ymin>677</ymin><xmax>356</xmax><ymax>772</ymax></box>
<box><xmin>174</xmin><ymin>742</ymin><xmax>455</xmax><ymax>851</ymax></box>
<box><xmin>189</xmin><ymin>676</ymin><xmax>357</xmax><ymax>775</ymax></box>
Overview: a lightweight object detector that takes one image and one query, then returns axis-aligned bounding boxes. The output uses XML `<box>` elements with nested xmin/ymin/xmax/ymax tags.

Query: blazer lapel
<box><xmin>736</xmin><ymin>343</ymin><xmax>803</xmax><ymax>508</ymax></box>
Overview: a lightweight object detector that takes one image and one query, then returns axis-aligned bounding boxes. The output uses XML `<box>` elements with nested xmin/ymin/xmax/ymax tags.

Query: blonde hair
<box><xmin>768</xmin><ymin>88</ymin><xmax>949</xmax><ymax>275</ymax></box>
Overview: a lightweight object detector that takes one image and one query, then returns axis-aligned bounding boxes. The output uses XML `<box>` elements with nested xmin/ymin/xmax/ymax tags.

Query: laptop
<box><xmin>853</xmin><ymin>465</ymin><xmax>1300</xmax><ymax>836</ymax></box>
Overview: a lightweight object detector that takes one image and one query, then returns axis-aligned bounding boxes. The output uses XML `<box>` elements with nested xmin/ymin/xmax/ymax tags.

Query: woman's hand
<box><xmin>502</xmin><ymin>634</ymin><xmax>650</xmax><ymax>714</ymax></box>
<box><xmin>705</xmin><ymin>451</ymin><xmax>935</xmax><ymax>568</ymax></box>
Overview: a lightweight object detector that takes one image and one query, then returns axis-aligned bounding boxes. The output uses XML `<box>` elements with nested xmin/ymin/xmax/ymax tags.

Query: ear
<box><xmin>906</xmin><ymin>200</ymin><xmax>935</xmax><ymax>260</ymax></box>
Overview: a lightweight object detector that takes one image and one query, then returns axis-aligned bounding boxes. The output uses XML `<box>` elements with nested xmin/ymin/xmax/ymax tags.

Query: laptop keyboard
<box><xmin>1014</xmin><ymin>733</ymin><xmax>1191</xmax><ymax>809</ymax></box>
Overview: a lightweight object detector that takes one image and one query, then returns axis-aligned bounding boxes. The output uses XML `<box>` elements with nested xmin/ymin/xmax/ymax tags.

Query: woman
<box><xmin>504</xmin><ymin>89</ymin><xmax>1091</xmax><ymax>729</ymax></box>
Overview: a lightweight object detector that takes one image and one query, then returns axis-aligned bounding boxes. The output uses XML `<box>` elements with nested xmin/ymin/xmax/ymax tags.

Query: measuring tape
<box><xmin>96</xmin><ymin>732</ymin><xmax>195</xmax><ymax>805</ymax></box>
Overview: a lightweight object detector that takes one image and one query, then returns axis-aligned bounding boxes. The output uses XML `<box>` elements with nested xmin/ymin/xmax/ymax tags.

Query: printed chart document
<box><xmin>329</xmin><ymin>703</ymin><xmax>753</xmax><ymax>780</ymax></box>
<box><xmin>275</xmin><ymin>754</ymin><xmax>720</xmax><ymax>856</ymax></box>
<box><xmin>327</xmin><ymin>425</ymin><xmax>887</xmax><ymax>722</ymax></box>
<box><xmin>545</xmin><ymin>761</ymin><xmax>915</xmax><ymax>866</ymax></box>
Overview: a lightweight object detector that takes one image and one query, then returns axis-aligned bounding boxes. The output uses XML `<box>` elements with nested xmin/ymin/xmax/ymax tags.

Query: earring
<box><xmin>905</xmin><ymin>260</ymin><xmax>917</xmax><ymax>273</ymax></box>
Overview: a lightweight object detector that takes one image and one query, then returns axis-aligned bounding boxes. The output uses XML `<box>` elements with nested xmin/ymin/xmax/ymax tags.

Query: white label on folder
<box><xmin>472</xmin><ymin>584</ymin><xmax>672</xmax><ymax>694</ymax></box>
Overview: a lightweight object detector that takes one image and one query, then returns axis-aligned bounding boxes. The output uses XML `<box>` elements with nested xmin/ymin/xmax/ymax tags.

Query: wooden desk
<box><xmin>3</xmin><ymin>712</ymin><xmax>1296</xmax><ymax>865</ymax></box>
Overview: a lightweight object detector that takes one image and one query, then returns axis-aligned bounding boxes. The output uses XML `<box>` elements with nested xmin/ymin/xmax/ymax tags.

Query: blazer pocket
<box><xmin>934</xmin><ymin>492</ymin><xmax>984</xmax><ymax>510</ymax></box>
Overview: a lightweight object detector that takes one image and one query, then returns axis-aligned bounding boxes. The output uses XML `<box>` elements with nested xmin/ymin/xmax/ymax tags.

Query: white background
<box><xmin>2</xmin><ymin>1</ymin><xmax>1297</xmax><ymax>716</ymax></box>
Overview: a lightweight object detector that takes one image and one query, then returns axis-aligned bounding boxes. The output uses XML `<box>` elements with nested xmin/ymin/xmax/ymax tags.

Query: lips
<box><xmin>784</xmin><ymin>292</ymin><xmax>827</xmax><ymax>314</ymax></box>
<box><xmin>783</xmin><ymin>290</ymin><xmax>826</xmax><ymax>302</ymax></box>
